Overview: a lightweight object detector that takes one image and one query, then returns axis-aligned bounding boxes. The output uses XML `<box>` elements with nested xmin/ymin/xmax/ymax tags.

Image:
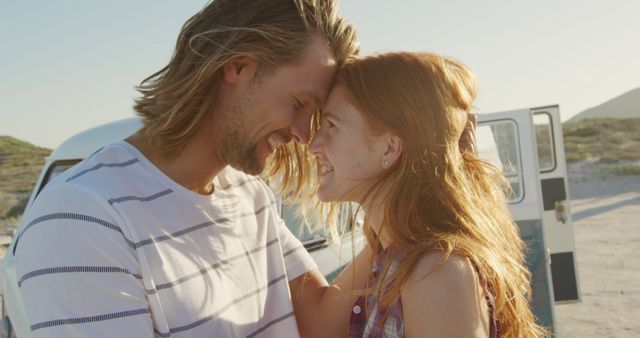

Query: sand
<box><xmin>554</xmin><ymin>176</ymin><xmax>640</xmax><ymax>337</ymax></box>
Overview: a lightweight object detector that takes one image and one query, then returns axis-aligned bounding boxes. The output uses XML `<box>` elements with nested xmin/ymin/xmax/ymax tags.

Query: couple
<box><xmin>14</xmin><ymin>0</ymin><xmax>545</xmax><ymax>337</ymax></box>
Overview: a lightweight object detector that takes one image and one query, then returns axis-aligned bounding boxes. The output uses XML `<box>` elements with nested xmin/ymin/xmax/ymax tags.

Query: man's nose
<box><xmin>289</xmin><ymin>111</ymin><xmax>313</xmax><ymax>144</ymax></box>
<box><xmin>308</xmin><ymin>131</ymin><xmax>323</xmax><ymax>155</ymax></box>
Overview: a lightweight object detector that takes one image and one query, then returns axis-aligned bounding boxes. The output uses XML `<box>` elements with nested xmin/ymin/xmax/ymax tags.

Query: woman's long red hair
<box><xmin>330</xmin><ymin>52</ymin><xmax>547</xmax><ymax>338</ymax></box>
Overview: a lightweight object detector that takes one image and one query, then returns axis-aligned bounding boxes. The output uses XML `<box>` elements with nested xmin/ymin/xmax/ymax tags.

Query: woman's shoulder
<box><xmin>402</xmin><ymin>252</ymin><xmax>480</xmax><ymax>304</ymax></box>
<box><xmin>408</xmin><ymin>252</ymin><xmax>477</xmax><ymax>285</ymax></box>
<box><xmin>401</xmin><ymin>252</ymin><xmax>490</xmax><ymax>337</ymax></box>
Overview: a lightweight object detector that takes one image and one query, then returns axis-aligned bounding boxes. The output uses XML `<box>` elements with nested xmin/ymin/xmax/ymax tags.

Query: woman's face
<box><xmin>309</xmin><ymin>85</ymin><xmax>390</xmax><ymax>203</ymax></box>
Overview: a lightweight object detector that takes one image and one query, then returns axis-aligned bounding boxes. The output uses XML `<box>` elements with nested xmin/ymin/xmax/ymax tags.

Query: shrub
<box><xmin>563</xmin><ymin>118</ymin><xmax>640</xmax><ymax>164</ymax></box>
<box><xmin>7</xmin><ymin>197</ymin><xmax>28</xmax><ymax>218</ymax></box>
<box><xmin>0</xmin><ymin>192</ymin><xmax>17</xmax><ymax>218</ymax></box>
<box><xmin>608</xmin><ymin>164</ymin><xmax>640</xmax><ymax>176</ymax></box>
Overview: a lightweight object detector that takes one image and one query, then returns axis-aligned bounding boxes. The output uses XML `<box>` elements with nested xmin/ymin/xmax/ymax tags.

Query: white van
<box><xmin>477</xmin><ymin>106</ymin><xmax>581</xmax><ymax>335</ymax></box>
<box><xmin>0</xmin><ymin>106</ymin><xmax>579</xmax><ymax>337</ymax></box>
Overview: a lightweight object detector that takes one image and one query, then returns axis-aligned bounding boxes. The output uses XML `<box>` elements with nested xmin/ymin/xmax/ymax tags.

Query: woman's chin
<box><xmin>316</xmin><ymin>186</ymin><xmax>338</xmax><ymax>203</ymax></box>
<box><xmin>316</xmin><ymin>192</ymin><xmax>334</xmax><ymax>203</ymax></box>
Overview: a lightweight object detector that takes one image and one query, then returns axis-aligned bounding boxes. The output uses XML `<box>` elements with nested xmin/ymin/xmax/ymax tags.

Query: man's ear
<box><xmin>382</xmin><ymin>133</ymin><xmax>403</xmax><ymax>168</ymax></box>
<box><xmin>222</xmin><ymin>57</ymin><xmax>257</xmax><ymax>84</ymax></box>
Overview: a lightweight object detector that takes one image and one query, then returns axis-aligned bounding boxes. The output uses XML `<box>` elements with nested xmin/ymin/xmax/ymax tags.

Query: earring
<box><xmin>384</xmin><ymin>159</ymin><xmax>389</xmax><ymax>167</ymax></box>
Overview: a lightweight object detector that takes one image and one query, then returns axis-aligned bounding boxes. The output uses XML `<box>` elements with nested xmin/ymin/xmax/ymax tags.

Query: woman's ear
<box><xmin>222</xmin><ymin>57</ymin><xmax>257</xmax><ymax>84</ymax></box>
<box><xmin>382</xmin><ymin>133</ymin><xmax>403</xmax><ymax>168</ymax></box>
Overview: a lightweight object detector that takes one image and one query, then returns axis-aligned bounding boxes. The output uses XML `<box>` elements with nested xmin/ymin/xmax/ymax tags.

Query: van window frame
<box><xmin>35</xmin><ymin>159</ymin><xmax>83</xmax><ymax>197</ymax></box>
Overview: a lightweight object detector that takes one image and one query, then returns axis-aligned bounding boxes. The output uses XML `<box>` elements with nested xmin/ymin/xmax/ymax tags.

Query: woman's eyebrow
<box><xmin>299</xmin><ymin>90</ymin><xmax>322</xmax><ymax>108</ymax></box>
<box><xmin>322</xmin><ymin>111</ymin><xmax>343</xmax><ymax>123</ymax></box>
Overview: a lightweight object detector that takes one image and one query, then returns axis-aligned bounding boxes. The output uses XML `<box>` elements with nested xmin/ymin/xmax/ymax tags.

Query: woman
<box><xmin>308</xmin><ymin>52</ymin><xmax>547</xmax><ymax>337</ymax></box>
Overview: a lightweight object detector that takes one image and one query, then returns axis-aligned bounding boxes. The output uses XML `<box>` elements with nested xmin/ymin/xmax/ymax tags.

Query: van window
<box><xmin>281</xmin><ymin>204</ymin><xmax>327</xmax><ymax>249</ymax></box>
<box><xmin>280</xmin><ymin>202</ymin><xmax>359</xmax><ymax>250</ymax></box>
<box><xmin>477</xmin><ymin>121</ymin><xmax>524</xmax><ymax>202</ymax></box>
<box><xmin>533</xmin><ymin>112</ymin><xmax>556</xmax><ymax>172</ymax></box>
<box><xmin>36</xmin><ymin>160</ymin><xmax>82</xmax><ymax>196</ymax></box>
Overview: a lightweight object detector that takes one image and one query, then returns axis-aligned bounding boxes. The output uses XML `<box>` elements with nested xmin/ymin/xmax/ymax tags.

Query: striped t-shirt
<box><xmin>15</xmin><ymin>141</ymin><xmax>317</xmax><ymax>338</ymax></box>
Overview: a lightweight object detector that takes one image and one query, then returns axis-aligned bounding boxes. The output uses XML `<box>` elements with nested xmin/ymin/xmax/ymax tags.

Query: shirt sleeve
<box><xmin>14</xmin><ymin>183</ymin><xmax>154</xmax><ymax>338</ymax></box>
<box><xmin>277</xmin><ymin>217</ymin><xmax>318</xmax><ymax>281</ymax></box>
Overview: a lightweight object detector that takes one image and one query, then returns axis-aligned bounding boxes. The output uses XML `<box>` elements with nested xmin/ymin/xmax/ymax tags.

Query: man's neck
<box><xmin>125</xmin><ymin>130</ymin><xmax>226</xmax><ymax>195</ymax></box>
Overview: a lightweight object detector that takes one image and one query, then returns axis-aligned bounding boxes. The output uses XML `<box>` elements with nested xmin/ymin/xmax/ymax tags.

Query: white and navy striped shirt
<box><xmin>15</xmin><ymin>141</ymin><xmax>316</xmax><ymax>337</ymax></box>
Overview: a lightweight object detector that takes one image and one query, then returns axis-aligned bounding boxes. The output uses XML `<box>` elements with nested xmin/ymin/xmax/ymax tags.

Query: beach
<box><xmin>555</xmin><ymin>175</ymin><xmax>640</xmax><ymax>337</ymax></box>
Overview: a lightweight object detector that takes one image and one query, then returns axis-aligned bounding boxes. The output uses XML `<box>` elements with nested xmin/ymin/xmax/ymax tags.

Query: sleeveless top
<box><xmin>348</xmin><ymin>249</ymin><xmax>500</xmax><ymax>338</ymax></box>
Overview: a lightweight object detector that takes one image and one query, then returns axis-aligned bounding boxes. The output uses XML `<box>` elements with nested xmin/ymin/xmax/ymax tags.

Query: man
<box><xmin>15</xmin><ymin>0</ymin><xmax>361</xmax><ymax>337</ymax></box>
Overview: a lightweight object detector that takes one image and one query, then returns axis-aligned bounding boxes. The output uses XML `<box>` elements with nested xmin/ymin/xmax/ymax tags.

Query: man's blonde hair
<box><xmin>134</xmin><ymin>0</ymin><xmax>358</xmax><ymax>166</ymax></box>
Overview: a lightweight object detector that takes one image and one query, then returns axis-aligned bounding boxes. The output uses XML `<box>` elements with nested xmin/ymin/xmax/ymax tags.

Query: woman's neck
<box><xmin>361</xmin><ymin>199</ymin><xmax>392</xmax><ymax>250</ymax></box>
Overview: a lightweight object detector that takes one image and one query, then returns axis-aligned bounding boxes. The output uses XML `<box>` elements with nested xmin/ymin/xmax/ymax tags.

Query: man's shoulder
<box><xmin>40</xmin><ymin>141</ymin><xmax>153</xmax><ymax>204</ymax></box>
<box><xmin>56</xmin><ymin>141</ymin><xmax>138</xmax><ymax>182</ymax></box>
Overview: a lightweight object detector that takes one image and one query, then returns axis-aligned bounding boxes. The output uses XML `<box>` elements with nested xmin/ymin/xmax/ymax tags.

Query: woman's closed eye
<box><xmin>321</xmin><ymin>117</ymin><xmax>336</xmax><ymax>129</ymax></box>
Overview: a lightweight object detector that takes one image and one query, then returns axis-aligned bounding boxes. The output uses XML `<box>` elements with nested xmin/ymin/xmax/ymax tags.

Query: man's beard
<box><xmin>218</xmin><ymin>84</ymin><xmax>265</xmax><ymax>176</ymax></box>
<box><xmin>220</xmin><ymin>126</ymin><xmax>263</xmax><ymax>175</ymax></box>
<box><xmin>218</xmin><ymin>68</ymin><xmax>274</xmax><ymax>175</ymax></box>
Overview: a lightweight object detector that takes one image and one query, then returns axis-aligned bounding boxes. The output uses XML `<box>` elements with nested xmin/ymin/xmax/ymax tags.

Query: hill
<box><xmin>0</xmin><ymin>136</ymin><xmax>51</xmax><ymax>192</ymax></box>
<box><xmin>569</xmin><ymin>87</ymin><xmax>640</xmax><ymax>122</ymax></box>
<box><xmin>0</xmin><ymin>136</ymin><xmax>51</xmax><ymax>229</ymax></box>
<box><xmin>562</xmin><ymin>118</ymin><xmax>640</xmax><ymax>176</ymax></box>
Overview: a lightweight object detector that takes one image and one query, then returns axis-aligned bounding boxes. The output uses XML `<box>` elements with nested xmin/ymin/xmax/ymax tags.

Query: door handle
<box><xmin>554</xmin><ymin>200</ymin><xmax>568</xmax><ymax>224</ymax></box>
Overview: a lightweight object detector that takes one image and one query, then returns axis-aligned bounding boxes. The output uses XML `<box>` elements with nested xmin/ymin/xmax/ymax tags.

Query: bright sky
<box><xmin>1</xmin><ymin>1</ymin><xmax>639</xmax><ymax>148</ymax></box>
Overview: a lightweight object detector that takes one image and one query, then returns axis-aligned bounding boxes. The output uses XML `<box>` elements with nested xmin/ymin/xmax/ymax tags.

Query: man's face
<box><xmin>219</xmin><ymin>35</ymin><xmax>337</xmax><ymax>175</ymax></box>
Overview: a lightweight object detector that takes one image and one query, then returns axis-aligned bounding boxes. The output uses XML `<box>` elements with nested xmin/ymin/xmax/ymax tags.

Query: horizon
<box><xmin>1</xmin><ymin>1</ymin><xmax>639</xmax><ymax>148</ymax></box>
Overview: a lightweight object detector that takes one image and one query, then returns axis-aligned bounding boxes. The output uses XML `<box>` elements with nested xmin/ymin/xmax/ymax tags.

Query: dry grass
<box><xmin>0</xmin><ymin>136</ymin><xmax>50</xmax><ymax>231</ymax></box>
<box><xmin>563</xmin><ymin>118</ymin><xmax>640</xmax><ymax>164</ymax></box>
<box><xmin>0</xmin><ymin>136</ymin><xmax>50</xmax><ymax>193</ymax></box>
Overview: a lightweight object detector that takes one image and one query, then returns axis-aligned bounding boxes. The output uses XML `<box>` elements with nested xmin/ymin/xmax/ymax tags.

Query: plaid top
<box><xmin>348</xmin><ymin>249</ymin><xmax>500</xmax><ymax>338</ymax></box>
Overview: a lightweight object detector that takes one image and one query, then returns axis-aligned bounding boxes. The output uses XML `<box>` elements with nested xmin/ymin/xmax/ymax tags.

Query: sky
<box><xmin>1</xmin><ymin>1</ymin><xmax>639</xmax><ymax>149</ymax></box>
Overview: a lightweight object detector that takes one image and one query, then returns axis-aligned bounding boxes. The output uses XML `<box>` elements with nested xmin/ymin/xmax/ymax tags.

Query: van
<box><xmin>478</xmin><ymin>106</ymin><xmax>581</xmax><ymax>335</ymax></box>
<box><xmin>0</xmin><ymin>106</ymin><xmax>579</xmax><ymax>337</ymax></box>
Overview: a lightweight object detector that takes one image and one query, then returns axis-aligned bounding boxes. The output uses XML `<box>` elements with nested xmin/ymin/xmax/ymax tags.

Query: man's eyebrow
<box><xmin>305</xmin><ymin>91</ymin><xmax>322</xmax><ymax>107</ymax></box>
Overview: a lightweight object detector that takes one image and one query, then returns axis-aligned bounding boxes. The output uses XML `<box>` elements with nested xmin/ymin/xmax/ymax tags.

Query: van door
<box><xmin>531</xmin><ymin>105</ymin><xmax>581</xmax><ymax>303</ymax></box>
<box><xmin>476</xmin><ymin>109</ymin><xmax>556</xmax><ymax>333</ymax></box>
